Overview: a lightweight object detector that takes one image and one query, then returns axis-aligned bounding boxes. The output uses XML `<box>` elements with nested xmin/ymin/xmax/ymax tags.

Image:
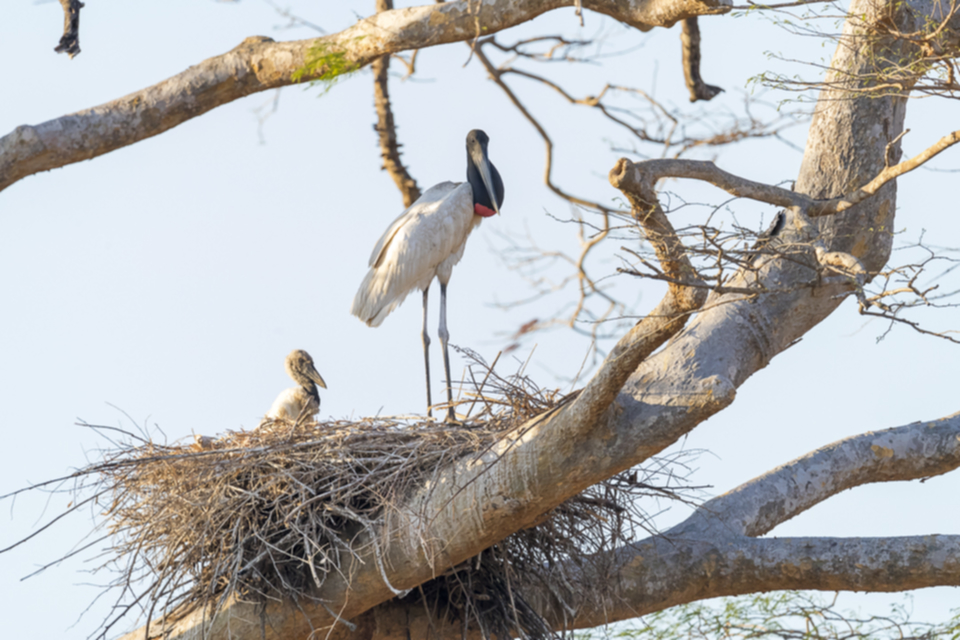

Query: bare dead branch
<box><xmin>680</xmin><ymin>18</ymin><xmax>724</xmax><ymax>101</ymax></box>
<box><xmin>474</xmin><ymin>40</ymin><xmax>645</xmax><ymax>344</ymax></box>
<box><xmin>488</xmin><ymin>35</ymin><xmax>593</xmax><ymax>61</ymax></box>
<box><xmin>856</xmin><ymin>249</ymin><xmax>960</xmax><ymax>343</ymax></box>
<box><xmin>490</xmin><ymin>220</ymin><xmax>631</xmax><ymax>349</ymax></box>
<box><xmin>473</xmin><ymin>43</ymin><xmax>616</xmax><ymax>215</ymax></box>
<box><xmin>810</xmin><ymin>129</ymin><xmax>960</xmax><ymax>216</ymax></box>
<box><xmin>486</xmin><ymin>37</ymin><xmax>795</xmax><ymax>159</ymax></box>
<box><xmin>619</xmin><ymin>158</ymin><xmax>809</xmax><ymax>213</ymax></box>
<box><xmin>372</xmin><ymin>0</ymin><xmax>421</xmax><ymax>207</ymax></box>
<box><xmin>481</xmin><ymin>34</ymin><xmax>803</xmax><ymax>347</ymax></box>
<box><xmin>261</xmin><ymin>0</ymin><xmax>327</xmax><ymax>34</ymax></box>
<box><xmin>611</xmin><ymin>126</ymin><xmax>960</xmax><ymax>219</ymax></box>
<box><xmin>609</xmin><ymin>160</ymin><xmax>707</xmax><ymax>300</ymax></box>
<box><xmin>389</xmin><ymin>50</ymin><xmax>418</xmax><ymax>78</ymax></box>
<box><xmin>474</xmin><ymin>32</ymin><xmax>787</xmax><ymax>345</ymax></box>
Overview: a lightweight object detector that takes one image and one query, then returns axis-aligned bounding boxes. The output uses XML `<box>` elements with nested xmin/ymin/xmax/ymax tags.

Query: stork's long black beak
<box><xmin>471</xmin><ymin>144</ymin><xmax>501</xmax><ymax>215</ymax></box>
<box><xmin>308</xmin><ymin>366</ymin><xmax>327</xmax><ymax>390</ymax></box>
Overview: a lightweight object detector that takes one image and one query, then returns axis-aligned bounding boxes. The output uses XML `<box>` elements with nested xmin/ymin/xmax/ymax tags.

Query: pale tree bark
<box><xmin>8</xmin><ymin>0</ymin><xmax>955</xmax><ymax>638</ymax></box>
<box><xmin>372</xmin><ymin>412</ymin><xmax>960</xmax><ymax>638</ymax></box>
<box><xmin>0</xmin><ymin>0</ymin><xmax>731</xmax><ymax>194</ymax></box>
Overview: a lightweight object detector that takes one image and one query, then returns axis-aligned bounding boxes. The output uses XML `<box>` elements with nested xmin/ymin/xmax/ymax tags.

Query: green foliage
<box><xmin>580</xmin><ymin>591</ymin><xmax>960</xmax><ymax>640</ymax></box>
<box><xmin>292</xmin><ymin>39</ymin><xmax>362</xmax><ymax>94</ymax></box>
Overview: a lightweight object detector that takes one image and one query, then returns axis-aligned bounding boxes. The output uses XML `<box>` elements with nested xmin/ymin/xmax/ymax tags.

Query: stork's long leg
<box><xmin>422</xmin><ymin>287</ymin><xmax>433</xmax><ymax>417</ymax></box>
<box><xmin>438</xmin><ymin>282</ymin><xmax>456</xmax><ymax>422</ymax></box>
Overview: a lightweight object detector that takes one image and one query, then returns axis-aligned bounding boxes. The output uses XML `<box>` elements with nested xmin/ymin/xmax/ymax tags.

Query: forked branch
<box><xmin>539</xmin><ymin>151</ymin><xmax>720</xmax><ymax>427</ymax></box>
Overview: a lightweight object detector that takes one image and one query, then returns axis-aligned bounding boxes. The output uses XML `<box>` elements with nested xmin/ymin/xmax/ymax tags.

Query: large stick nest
<box><xmin>71</xmin><ymin>352</ymin><xmax>697</xmax><ymax>638</ymax></box>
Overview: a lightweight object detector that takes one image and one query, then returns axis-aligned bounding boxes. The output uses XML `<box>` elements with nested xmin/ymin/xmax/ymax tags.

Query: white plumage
<box><xmin>351</xmin><ymin>182</ymin><xmax>481</xmax><ymax>327</ymax></box>
<box><xmin>351</xmin><ymin>129</ymin><xmax>503</xmax><ymax>422</ymax></box>
<box><xmin>266</xmin><ymin>387</ymin><xmax>319</xmax><ymax>422</ymax></box>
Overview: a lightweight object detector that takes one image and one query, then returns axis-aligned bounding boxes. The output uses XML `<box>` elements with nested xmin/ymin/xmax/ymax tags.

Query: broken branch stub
<box><xmin>681</xmin><ymin>18</ymin><xmax>723</xmax><ymax>101</ymax></box>
<box><xmin>55</xmin><ymin>0</ymin><xmax>83</xmax><ymax>59</ymax></box>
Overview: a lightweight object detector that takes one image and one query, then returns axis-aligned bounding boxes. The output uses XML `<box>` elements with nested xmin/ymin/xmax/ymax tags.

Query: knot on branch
<box><xmin>699</xmin><ymin>374</ymin><xmax>737</xmax><ymax>410</ymax></box>
<box><xmin>237</xmin><ymin>35</ymin><xmax>276</xmax><ymax>48</ymax></box>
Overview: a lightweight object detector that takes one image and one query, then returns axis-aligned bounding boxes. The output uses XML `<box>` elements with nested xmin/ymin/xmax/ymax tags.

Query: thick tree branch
<box><xmin>612</xmin><ymin>125</ymin><xmax>960</xmax><ymax>218</ymax></box>
<box><xmin>372</xmin><ymin>0</ymin><xmax>421</xmax><ymax>207</ymax></box>
<box><xmin>560</xmin><ymin>411</ymin><xmax>960</xmax><ymax>628</ymax></box>
<box><xmin>675</xmin><ymin>412</ymin><xmax>960</xmax><ymax>537</ymax></box>
<box><xmin>680</xmin><ymin>18</ymin><xmax>723</xmax><ymax>101</ymax></box>
<box><xmin>54</xmin><ymin>0</ymin><xmax>83</xmax><ymax>59</ymax></box>
<box><xmin>378</xmin><ymin>535</ymin><xmax>960</xmax><ymax>639</ymax></box>
<box><xmin>569</xmin><ymin>534</ymin><xmax>960</xmax><ymax>629</ymax></box>
<box><xmin>365</xmin><ymin>412</ymin><xmax>960</xmax><ymax>638</ymax></box>
<box><xmin>1</xmin><ymin>0</ymin><xmax>732</xmax><ymax>194</ymax></box>
<box><xmin>615</xmin><ymin>158</ymin><xmax>807</xmax><ymax>208</ymax></box>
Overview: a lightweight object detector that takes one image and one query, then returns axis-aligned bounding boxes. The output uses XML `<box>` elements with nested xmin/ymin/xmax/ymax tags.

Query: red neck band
<box><xmin>474</xmin><ymin>203</ymin><xmax>497</xmax><ymax>217</ymax></box>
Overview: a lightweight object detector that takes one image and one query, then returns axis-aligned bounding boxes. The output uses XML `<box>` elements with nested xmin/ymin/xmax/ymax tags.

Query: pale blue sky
<box><xmin>1</xmin><ymin>1</ymin><xmax>958</xmax><ymax>637</ymax></box>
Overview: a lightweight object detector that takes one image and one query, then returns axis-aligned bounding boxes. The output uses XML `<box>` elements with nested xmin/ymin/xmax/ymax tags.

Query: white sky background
<box><xmin>1</xmin><ymin>0</ymin><xmax>958</xmax><ymax>637</ymax></box>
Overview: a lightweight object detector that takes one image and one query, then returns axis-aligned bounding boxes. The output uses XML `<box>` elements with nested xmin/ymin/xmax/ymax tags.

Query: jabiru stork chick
<box><xmin>265</xmin><ymin>349</ymin><xmax>327</xmax><ymax>421</ymax></box>
<box><xmin>351</xmin><ymin>129</ymin><xmax>504</xmax><ymax>421</ymax></box>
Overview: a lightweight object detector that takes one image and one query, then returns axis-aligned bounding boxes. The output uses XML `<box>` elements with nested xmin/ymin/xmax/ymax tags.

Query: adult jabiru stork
<box><xmin>351</xmin><ymin>129</ymin><xmax>504</xmax><ymax>422</ymax></box>
<box><xmin>265</xmin><ymin>349</ymin><xmax>327</xmax><ymax>421</ymax></box>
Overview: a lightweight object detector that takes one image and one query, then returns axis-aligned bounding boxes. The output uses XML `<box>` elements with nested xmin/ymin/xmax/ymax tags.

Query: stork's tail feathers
<box><xmin>351</xmin><ymin>267</ymin><xmax>409</xmax><ymax>328</ymax></box>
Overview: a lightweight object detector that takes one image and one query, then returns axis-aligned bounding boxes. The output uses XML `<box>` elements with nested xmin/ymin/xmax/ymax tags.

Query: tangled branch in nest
<box><xmin>13</xmin><ymin>352</ymin><xmax>702</xmax><ymax>639</ymax></box>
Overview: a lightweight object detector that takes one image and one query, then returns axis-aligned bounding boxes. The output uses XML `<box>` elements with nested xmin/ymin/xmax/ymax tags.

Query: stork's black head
<box><xmin>465</xmin><ymin>129</ymin><xmax>504</xmax><ymax>217</ymax></box>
